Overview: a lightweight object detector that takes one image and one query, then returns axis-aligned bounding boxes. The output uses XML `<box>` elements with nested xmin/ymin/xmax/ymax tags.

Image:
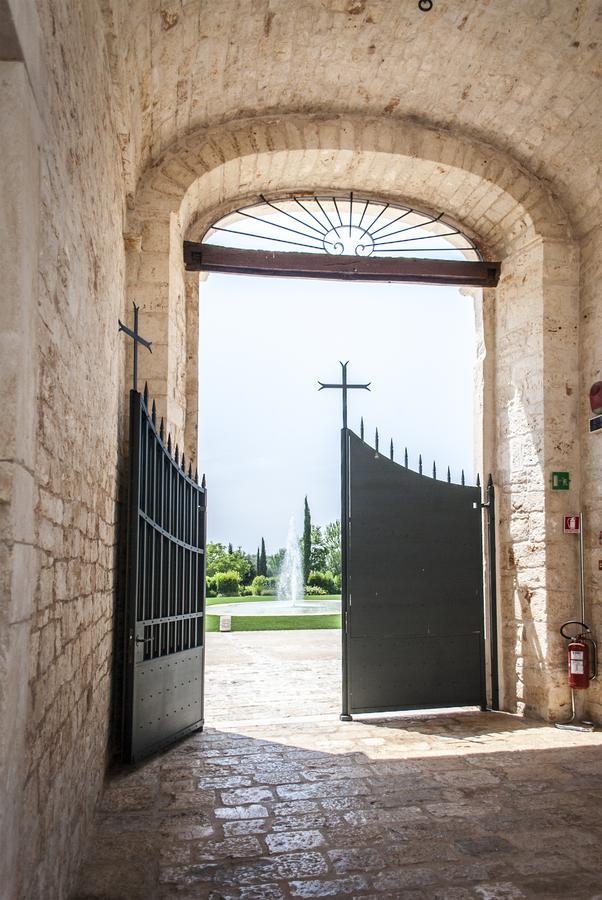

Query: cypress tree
<box><xmin>228</xmin><ymin>542</ymin><xmax>233</xmax><ymax>554</ymax></box>
<box><xmin>260</xmin><ymin>537</ymin><xmax>267</xmax><ymax>576</ymax></box>
<box><xmin>256</xmin><ymin>547</ymin><xmax>260</xmax><ymax>575</ymax></box>
<box><xmin>303</xmin><ymin>496</ymin><xmax>311</xmax><ymax>584</ymax></box>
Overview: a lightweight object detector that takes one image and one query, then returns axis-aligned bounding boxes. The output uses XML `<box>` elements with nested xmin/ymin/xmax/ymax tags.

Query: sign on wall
<box><xmin>563</xmin><ymin>515</ymin><xmax>581</xmax><ymax>534</ymax></box>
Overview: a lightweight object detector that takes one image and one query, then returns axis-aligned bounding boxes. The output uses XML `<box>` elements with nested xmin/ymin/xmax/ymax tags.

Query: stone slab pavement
<box><xmin>204</xmin><ymin>630</ymin><xmax>342</xmax><ymax>724</ymax></box>
<box><xmin>74</xmin><ymin>631</ymin><xmax>602</xmax><ymax>899</ymax></box>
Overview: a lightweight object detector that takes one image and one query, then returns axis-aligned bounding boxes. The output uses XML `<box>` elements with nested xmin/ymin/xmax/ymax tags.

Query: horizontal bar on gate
<box><xmin>183</xmin><ymin>242</ymin><xmax>501</xmax><ymax>287</ymax></box>
<box><xmin>139</xmin><ymin>612</ymin><xmax>204</xmax><ymax>627</ymax></box>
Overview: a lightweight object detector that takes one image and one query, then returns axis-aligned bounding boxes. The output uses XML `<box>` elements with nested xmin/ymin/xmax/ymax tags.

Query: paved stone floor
<box><xmin>204</xmin><ymin>630</ymin><xmax>341</xmax><ymax>724</ymax></box>
<box><xmin>74</xmin><ymin>632</ymin><xmax>602</xmax><ymax>899</ymax></box>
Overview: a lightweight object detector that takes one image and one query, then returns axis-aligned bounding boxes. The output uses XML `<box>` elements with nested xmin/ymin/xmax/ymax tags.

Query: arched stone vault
<box><xmin>124</xmin><ymin>112</ymin><xmax>593</xmax><ymax>723</ymax></box>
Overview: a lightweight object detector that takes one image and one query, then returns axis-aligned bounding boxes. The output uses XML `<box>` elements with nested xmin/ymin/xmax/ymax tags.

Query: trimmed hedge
<box><xmin>216</xmin><ymin>570</ymin><xmax>240</xmax><ymax>596</ymax></box>
<box><xmin>308</xmin><ymin>571</ymin><xmax>337</xmax><ymax>593</ymax></box>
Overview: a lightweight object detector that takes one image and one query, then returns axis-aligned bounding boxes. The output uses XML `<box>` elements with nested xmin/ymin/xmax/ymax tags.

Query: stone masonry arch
<box><xmin>125</xmin><ymin>113</ymin><xmax>587</xmax><ymax>724</ymax></box>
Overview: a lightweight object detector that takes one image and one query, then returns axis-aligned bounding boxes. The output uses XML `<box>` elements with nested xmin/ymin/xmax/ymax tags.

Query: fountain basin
<box><xmin>209</xmin><ymin>598</ymin><xmax>340</xmax><ymax>617</ymax></box>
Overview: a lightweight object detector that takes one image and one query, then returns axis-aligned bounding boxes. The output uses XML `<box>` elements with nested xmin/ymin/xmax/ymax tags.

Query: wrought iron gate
<box><xmin>122</xmin><ymin>387</ymin><xmax>207</xmax><ymax>762</ymax></box>
<box><xmin>342</xmin><ymin>428</ymin><xmax>494</xmax><ymax>718</ymax></box>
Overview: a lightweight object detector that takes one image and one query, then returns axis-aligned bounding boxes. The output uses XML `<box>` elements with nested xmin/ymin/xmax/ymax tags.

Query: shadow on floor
<box><xmin>73</xmin><ymin>712</ymin><xmax>602</xmax><ymax>900</ymax></box>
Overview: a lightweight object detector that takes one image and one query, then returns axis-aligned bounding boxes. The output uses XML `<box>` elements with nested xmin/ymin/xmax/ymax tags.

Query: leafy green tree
<box><xmin>303</xmin><ymin>496</ymin><xmax>311</xmax><ymax>584</ymax></box>
<box><xmin>206</xmin><ymin>543</ymin><xmax>251</xmax><ymax>583</ymax></box>
<box><xmin>267</xmin><ymin>548</ymin><xmax>286</xmax><ymax>578</ymax></box>
<box><xmin>309</xmin><ymin>524</ymin><xmax>327</xmax><ymax>572</ymax></box>
<box><xmin>323</xmin><ymin>520</ymin><xmax>341</xmax><ymax>576</ymax></box>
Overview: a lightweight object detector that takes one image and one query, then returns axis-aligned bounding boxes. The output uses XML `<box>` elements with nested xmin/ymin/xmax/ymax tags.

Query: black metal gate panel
<box><xmin>122</xmin><ymin>389</ymin><xmax>207</xmax><ymax>762</ymax></box>
<box><xmin>345</xmin><ymin>430</ymin><xmax>486</xmax><ymax>715</ymax></box>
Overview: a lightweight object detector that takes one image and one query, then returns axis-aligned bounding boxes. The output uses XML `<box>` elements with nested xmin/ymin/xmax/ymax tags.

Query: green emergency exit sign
<box><xmin>551</xmin><ymin>471</ymin><xmax>570</xmax><ymax>490</ymax></box>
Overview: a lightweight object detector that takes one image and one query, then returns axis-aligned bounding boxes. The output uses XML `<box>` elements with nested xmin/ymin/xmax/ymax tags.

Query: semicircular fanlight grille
<box><xmin>203</xmin><ymin>193</ymin><xmax>482</xmax><ymax>261</ymax></box>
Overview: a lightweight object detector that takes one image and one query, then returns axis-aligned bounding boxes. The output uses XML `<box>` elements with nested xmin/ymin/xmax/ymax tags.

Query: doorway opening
<box><xmin>194</xmin><ymin>193</ymin><xmax>492</xmax><ymax>726</ymax></box>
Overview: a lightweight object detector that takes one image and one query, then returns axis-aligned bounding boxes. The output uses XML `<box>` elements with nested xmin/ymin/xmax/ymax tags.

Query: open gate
<box><xmin>342</xmin><ymin>428</ymin><xmax>495</xmax><ymax>718</ymax></box>
<box><xmin>122</xmin><ymin>388</ymin><xmax>207</xmax><ymax>762</ymax></box>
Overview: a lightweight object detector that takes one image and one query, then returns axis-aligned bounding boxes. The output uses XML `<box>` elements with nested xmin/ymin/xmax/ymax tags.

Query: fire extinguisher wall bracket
<box><xmin>586</xmin><ymin>634</ymin><xmax>597</xmax><ymax>682</ymax></box>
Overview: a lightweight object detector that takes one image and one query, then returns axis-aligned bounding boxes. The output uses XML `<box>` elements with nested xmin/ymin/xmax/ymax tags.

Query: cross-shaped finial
<box><xmin>318</xmin><ymin>361</ymin><xmax>371</xmax><ymax>431</ymax></box>
<box><xmin>118</xmin><ymin>302</ymin><xmax>152</xmax><ymax>392</ymax></box>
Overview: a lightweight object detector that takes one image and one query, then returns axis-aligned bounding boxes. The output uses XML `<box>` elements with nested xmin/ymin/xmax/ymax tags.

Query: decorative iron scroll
<box><xmin>203</xmin><ymin>192</ymin><xmax>482</xmax><ymax>261</ymax></box>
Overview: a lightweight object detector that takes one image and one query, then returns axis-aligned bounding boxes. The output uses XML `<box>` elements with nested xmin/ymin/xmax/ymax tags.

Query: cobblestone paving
<box><xmin>74</xmin><ymin>633</ymin><xmax>602</xmax><ymax>899</ymax></box>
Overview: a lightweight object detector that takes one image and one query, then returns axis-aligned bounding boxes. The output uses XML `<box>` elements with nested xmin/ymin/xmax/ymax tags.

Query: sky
<box><xmin>198</xmin><ymin>273</ymin><xmax>477</xmax><ymax>555</ymax></box>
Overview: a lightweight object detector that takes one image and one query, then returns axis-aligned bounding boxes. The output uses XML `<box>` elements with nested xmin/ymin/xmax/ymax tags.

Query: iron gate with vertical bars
<box><xmin>122</xmin><ymin>387</ymin><xmax>207</xmax><ymax>762</ymax></box>
<box><xmin>342</xmin><ymin>427</ymin><xmax>494</xmax><ymax>717</ymax></box>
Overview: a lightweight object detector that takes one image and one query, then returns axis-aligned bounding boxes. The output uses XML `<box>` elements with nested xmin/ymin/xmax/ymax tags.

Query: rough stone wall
<box><xmin>0</xmin><ymin>59</ymin><xmax>41</xmax><ymax>900</ymax></box>
<box><xmin>1</xmin><ymin>1</ymin><xmax>127</xmax><ymax>896</ymax></box>
<box><xmin>580</xmin><ymin>226</ymin><xmax>602</xmax><ymax>722</ymax></box>
<box><xmin>101</xmin><ymin>0</ymin><xmax>601</xmax><ymax>239</ymax></box>
<box><xmin>495</xmin><ymin>238</ymin><xmax>580</xmax><ymax>719</ymax></box>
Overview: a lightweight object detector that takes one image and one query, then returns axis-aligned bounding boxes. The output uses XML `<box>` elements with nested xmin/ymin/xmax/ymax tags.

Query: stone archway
<box><xmin>124</xmin><ymin>113</ymin><xmax>583</xmax><ymax>724</ymax></box>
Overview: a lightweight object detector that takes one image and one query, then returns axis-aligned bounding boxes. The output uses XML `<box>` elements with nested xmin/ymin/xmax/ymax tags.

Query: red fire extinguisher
<box><xmin>561</xmin><ymin>621</ymin><xmax>597</xmax><ymax>689</ymax></box>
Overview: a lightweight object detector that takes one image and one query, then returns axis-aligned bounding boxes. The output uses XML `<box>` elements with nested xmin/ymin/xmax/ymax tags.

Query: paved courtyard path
<box><xmin>204</xmin><ymin>629</ymin><xmax>341</xmax><ymax>724</ymax></box>
<box><xmin>75</xmin><ymin>631</ymin><xmax>602</xmax><ymax>899</ymax></box>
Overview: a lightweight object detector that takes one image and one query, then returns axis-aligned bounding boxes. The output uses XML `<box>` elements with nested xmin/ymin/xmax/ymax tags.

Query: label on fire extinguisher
<box><xmin>570</xmin><ymin>650</ymin><xmax>585</xmax><ymax>674</ymax></box>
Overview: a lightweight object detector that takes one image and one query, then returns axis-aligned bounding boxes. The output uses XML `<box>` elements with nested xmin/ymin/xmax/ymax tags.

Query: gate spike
<box><xmin>360</xmin><ymin>417</ymin><xmax>364</xmax><ymax>440</ymax></box>
<box><xmin>151</xmin><ymin>399</ymin><xmax>156</xmax><ymax>425</ymax></box>
<box><xmin>143</xmin><ymin>381</ymin><xmax>149</xmax><ymax>406</ymax></box>
<box><xmin>447</xmin><ymin>466</ymin><xmax>451</xmax><ymax>483</ymax></box>
<box><xmin>167</xmin><ymin>433</ymin><xmax>172</xmax><ymax>454</ymax></box>
<box><xmin>404</xmin><ymin>447</ymin><xmax>408</xmax><ymax>468</ymax></box>
<box><xmin>390</xmin><ymin>439</ymin><xmax>394</xmax><ymax>461</ymax></box>
<box><xmin>375</xmin><ymin>428</ymin><xmax>379</xmax><ymax>453</ymax></box>
<box><xmin>488</xmin><ymin>473</ymin><xmax>493</xmax><ymax>488</ymax></box>
<box><xmin>194</xmin><ymin>467</ymin><xmax>198</xmax><ymax>483</ymax></box>
<box><xmin>433</xmin><ymin>461</ymin><xmax>437</xmax><ymax>479</ymax></box>
<box><xmin>419</xmin><ymin>454</ymin><xmax>423</xmax><ymax>475</ymax></box>
<box><xmin>181</xmin><ymin>452</ymin><xmax>186</xmax><ymax>471</ymax></box>
<box><xmin>201</xmin><ymin>473</ymin><xmax>206</xmax><ymax>489</ymax></box>
<box><xmin>476</xmin><ymin>472</ymin><xmax>481</xmax><ymax>488</ymax></box>
<box><xmin>159</xmin><ymin>417</ymin><xmax>164</xmax><ymax>441</ymax></box>
<box><xmin>188</xmin><ymin>462</ymin><xmax>192</xmax><ymax>478</ymax></box>
<box><xmin>461</xmin><ymin>469</ymin><xmax>465</xmax><ymax>486</ymax></box>
<box><xmin>174</xmin><ymin>444</ymin><xmax>179</xmax><ymax>465</ymax></box>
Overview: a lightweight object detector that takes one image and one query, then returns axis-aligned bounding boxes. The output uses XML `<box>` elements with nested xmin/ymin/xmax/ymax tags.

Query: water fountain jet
<box><xmin>277</xmin><ymin>516</ymin><xmax>303</xmax><ymax>607</ymax></box>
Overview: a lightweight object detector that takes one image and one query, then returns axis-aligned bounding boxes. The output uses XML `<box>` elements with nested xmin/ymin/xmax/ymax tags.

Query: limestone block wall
<box><xmin>580</xmin><ymin>226</ymin><xmax>602</xmax><ymax>721</ymax></box>
<box><xmin>0</xmin><ymin>60</ymin><xmax>41</xmax><ymax>900</ymax></box>
<box><xmin>1</xmin><ymin>1</ymin><xmax>127</xmax><ymax>896</ymax></box>
<box><xmin>494</xmin><ymin>238</ymin><xmax>581</xmax><ymax>719</ymax></box>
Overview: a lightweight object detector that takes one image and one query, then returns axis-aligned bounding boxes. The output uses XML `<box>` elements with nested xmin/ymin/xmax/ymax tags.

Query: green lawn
<box><xmin>205</xmin><ymin>594</ymin><xmax>342</xmax><ymax>632</ymax></box>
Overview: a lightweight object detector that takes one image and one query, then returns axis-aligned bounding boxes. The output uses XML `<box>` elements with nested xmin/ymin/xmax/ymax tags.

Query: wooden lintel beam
<box><xmin>183</xmin><ymin>242</ymin><xmax>500</xmax><ymax>287</ymax></box>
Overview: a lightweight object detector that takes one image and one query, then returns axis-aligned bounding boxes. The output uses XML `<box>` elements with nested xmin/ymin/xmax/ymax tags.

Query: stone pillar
<box><xmin>579</xmin><ymin>225</ymin><xmax>602</xmax><ymax>723</ymax></box>
<box><xmin>0</xmin><ymin>60</ymin><xmax>41</xmax><ymax>899</ymax></box>
<box><xmin>495</xmin><ymin>236</ymin><xmax>580</xmax><ymax>720</ymax></box>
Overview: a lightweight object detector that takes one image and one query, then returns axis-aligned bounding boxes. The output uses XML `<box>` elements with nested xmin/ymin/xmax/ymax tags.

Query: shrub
<box><xmin>305</xmin><ymin>584</ymin><xmax>327</xmax><ymax>596</ymax></box>
<box><xmin>252</xmin><ymin>575</ymin><xmax>267</xmax><ymax>596</ymax></box>
<box><xmin>308</xmin><ymin>571</ymin><xmax>336</xmax><ymax>593</ymax></box>
<box><xmin>252</xmin><ymin>574</ymin><xmax>277</xmax><ymax>596</ymax></box>
<box><xmin>216</xmin><ymin>570</ymin><xmax>240</xmax><ymax>596</ymax></box>
<box><xmin>239</xmin><ymin>585</ymin><xmax>252</xmax><ymax>596</ymax></box>
<box><xmin>334</xmin><ymin>573</ymin><xmax>342</xmax><ymax>592</ymax></box>
<box><xmin>206</xmin><ymin>576</ymin><xmax>217</xmax><ymax>597</ymax></box>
